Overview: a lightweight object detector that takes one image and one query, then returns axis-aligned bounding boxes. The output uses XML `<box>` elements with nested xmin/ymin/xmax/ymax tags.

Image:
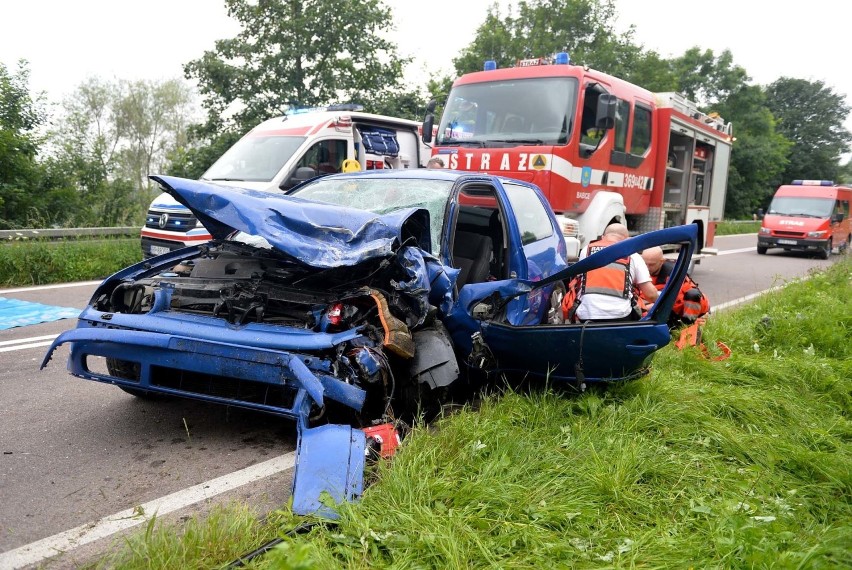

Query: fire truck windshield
<box><xmin>436</xmin><ymin>77</ymin><xmax>577</xmax><ymax>147</ymax></box>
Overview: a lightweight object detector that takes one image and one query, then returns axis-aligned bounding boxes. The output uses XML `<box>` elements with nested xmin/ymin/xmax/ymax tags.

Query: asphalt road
<box><xmin>0</xmin><ymin>233</ymin><xmax>845</xmax><ymax>568</ymax></box>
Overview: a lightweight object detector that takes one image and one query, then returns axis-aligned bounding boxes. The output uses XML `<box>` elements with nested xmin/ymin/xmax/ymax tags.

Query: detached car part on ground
<box><xmin>41</xmin><ymin>171</ymin><xmax>696</xmax><ymax>516</ymax></box>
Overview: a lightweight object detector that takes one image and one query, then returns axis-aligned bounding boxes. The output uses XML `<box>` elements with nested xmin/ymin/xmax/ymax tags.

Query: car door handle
<box><xmin>625</xmin><ymin>344</ymin><xmax>658</xmax><ymax>356</ymax></box>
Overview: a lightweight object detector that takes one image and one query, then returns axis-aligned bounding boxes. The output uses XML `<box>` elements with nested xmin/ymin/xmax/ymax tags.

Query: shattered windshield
<box><xmin>437</xmin><ymin>77</ymin><xmax>577</xmax><ymax>147</ymax></box>
<box><xmin>767</xmin><ymin>196</ymin><xmax>834</xmax><ymax>218</ymax></box>
<box><xmin>202</xmin><ymin>135</ymin><xmax>306</xmax><ymax>182</ymax></box>
<box><xmin>291</xmin><ymin>178</ymin><xmax>453</xmax><ymax>253</ymax></box>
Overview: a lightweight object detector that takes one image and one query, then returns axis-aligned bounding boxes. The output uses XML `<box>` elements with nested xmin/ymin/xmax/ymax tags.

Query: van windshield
<box><xmin>203</xmin><ymin>135</ymin><xmax>306</xmax><ymax>182</ymax></box>
<box><xmin>767</xmin><ymin>196</ymin><xmax>834</xmax><ymax>218</ymax></box>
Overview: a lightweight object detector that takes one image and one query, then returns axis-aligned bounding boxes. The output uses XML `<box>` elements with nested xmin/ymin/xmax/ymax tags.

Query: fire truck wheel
<box><xmin>756</xmin><ymin>245</ymin><xmax>767</xmax><ymax>255</ymax></box>
<box><xmin>818</xmin><ymin>240</ymin><xmax>831</xmax><ymax>260</ymax></box>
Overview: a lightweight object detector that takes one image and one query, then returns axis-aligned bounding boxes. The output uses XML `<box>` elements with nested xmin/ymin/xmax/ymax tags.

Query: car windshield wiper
<box><xmin>789</xmin><ymin>212</ymin><xmax>823</xmax><ymax>218</ymax></box>
<box><xmin>209</xmin><ymin>177</ymin><xmax>246</xmax><ymax>182</ymax></box>
<box><xmin>487</xmin><ymin>138</ymin><xmax>545</xmax><ymax>145</ymax></box>
<box><xmin>439</xmin><ymin>138</ymin><xmax>486</xmax><ymax>147</ymax></box>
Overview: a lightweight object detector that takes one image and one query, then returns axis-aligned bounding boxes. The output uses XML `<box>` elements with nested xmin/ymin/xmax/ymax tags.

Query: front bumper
<box><xmin>758</xmin><ymin>236</ymin><xmax>828</xmax><ymax>252</ymax></box>
<box><xmin>40</xmin><ymin>309</ymin><xmax>367</xmax><ymax>418</ymax></box>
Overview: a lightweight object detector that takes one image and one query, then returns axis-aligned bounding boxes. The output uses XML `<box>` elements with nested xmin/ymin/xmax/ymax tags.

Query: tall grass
<box><xmin>92</xmin><ymin>259</ymin><xmax>851</xmax><ymax>569</ymax></box>
<box><xmin>0</xmin><ymin>238</ymin><xmax>142</xmax><ymax>287</ymax></box>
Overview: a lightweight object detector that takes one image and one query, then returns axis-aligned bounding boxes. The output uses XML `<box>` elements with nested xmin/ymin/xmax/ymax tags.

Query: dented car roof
<box><xmin>151</xmin><ymin>174</ymin><xmax>435</xmax><ymax>268</ymax></box>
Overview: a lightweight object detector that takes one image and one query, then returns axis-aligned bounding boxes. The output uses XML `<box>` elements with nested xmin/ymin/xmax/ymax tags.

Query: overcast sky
<box><xmin>2</xmin><ymin>0</ymin><xmax>849</xmax><ymax>143</ymax></box>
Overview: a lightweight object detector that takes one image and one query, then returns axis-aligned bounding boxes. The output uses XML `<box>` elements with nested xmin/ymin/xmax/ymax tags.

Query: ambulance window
<box><xmin>296</xmin><ymin>139</ymin><xmax>347</xmax><ymax>174</ymax></box>
<box><xmin>614</xmin><ymin>99</ymin><xmax>629</xmax><ymax>152</ymax></box>
<box><xmin>631</xmin><ymin>106</ymin><xmax>652</xmax><ymax>156</ymax></box>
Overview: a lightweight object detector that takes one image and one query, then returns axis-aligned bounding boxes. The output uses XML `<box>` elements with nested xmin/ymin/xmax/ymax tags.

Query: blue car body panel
<box><xmin>42</xmin><ymin>170</ymin><xmax>695</xmax><ymax>516</ymax></box>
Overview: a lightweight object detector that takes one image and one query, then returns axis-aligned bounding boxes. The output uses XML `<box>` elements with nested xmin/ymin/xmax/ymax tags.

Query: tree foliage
<box><xmin>765</xmin><ymin>77</ymin><xmax>852</xmax><ymax>184</ymax></box>
<box><xmin>0</xmin><ymin>60</ymin><xmax>47</xmax><ymax>227</ymax></box>
<box><xmin>185</xmin><ymin>0</ymin><xmax>409</xmax><ymax>135</ymax></box>
<box><xmin>453</xmin><ymin>0</ymin><xmax>637</xmax><ymax>77</ymax></box>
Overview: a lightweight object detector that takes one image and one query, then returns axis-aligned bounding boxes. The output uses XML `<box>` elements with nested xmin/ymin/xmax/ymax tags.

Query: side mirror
<box><xmin>831</xmin><ymin>212</ymin><xmax>844</xmax><ymax>223</ymax></box>
<box><xmin>422</xmin><ymin>114</ymin><xmax>435</xmax><ymax>144</ymax></box>
<box><xmin>471</xmin><ymin>301</ymin><xmax>493</xmax><ymax>320</ymax></box>
<box><xmin>595</xmin><ymin>94</ymin><xmax>617</xmax><ymax>131</ymax></box>
<box><xmin>280</xmin><ymin>166</ymin><xmax>317</xmax><ymax>190</ymax></box>
<box><xmin>426</xmin><ymin>99</ymin><xmax>437</xmax><ymax>114</ymax></box>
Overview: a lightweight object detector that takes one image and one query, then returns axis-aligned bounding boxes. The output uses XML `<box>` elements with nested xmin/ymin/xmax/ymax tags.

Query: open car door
<box><xmin>458</xmin><ymin>225</ymin><xmax>697</xmax><ymax>383</ymax></box>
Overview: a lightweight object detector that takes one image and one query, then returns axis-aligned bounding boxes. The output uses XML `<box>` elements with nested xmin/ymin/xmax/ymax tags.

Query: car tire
<box><xmin>106</xmin><ymin>358</ymin><xmax>165</xmax><ymax>399</ymax></box>
<box><xmin>756</xmin><ymin>246</ymin><xmax>767</xmax><ymax>255</ymax></box>
<box><xmin>818</xmin><ymin>240</ymin><xmax>831</xmax><ymax>260</ymax></box>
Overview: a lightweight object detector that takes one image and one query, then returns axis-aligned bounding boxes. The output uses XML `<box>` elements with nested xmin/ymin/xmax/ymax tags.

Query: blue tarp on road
<box><xmin>0</xmin><ymin>298</ymin><xmax>80</xmax><ymax>330</ymax></box>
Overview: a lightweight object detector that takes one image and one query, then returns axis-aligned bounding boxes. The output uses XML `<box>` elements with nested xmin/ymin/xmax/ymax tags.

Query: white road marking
<box><xmin>0</xmin><ymin>281</ymin><xmax>101</xmax><ymax>294</ymax></box>
<box><xmin>0</xmin><ymin>334</ymin><xmax>58</xmax><ymax>346</ymax></box>
<box><xmin>0</xmin><ymin>451</ymin><xmax>298</xmax><ymax>569</ymax></box>
<box><xmin>0</xmin><ymin>340</ymin><xmax>55</xmax><ymax>353</ymax></box>
<box><xmin>715</xmin><ymin>246</ymin><xmax>756</xmax><ymax>255</ymax></box>
<box><xmin>712</xmin><ymin>285</ymin><xmax>786</xmax><ymax>313</ymax></box>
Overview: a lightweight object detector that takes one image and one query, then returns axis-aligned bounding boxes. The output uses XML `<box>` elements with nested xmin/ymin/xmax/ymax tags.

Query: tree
<box><xmin>49</xmin><ymin>77</ymin><xmax>195</xmax><ymax>226</ymax></box>
<box><xmin>185</xmin><ymin>0</ymin><xmax>409</xmax><ymax>135</ymax></box>
<box><xmin>715</xmin><ymin>85</ymin><xmax>790</xmax><ymax>218</ymax></box>
<box><xmin>765</xmin><ymin>77</ymin><xmax>852</xmax><ymax>183</ymax></box>
<box><xmin>0</xmin><ymin>60</ymin><xmax>46</xmax><ymax>227</ymax></box>
<box><xmin>453</xmin><ymin>0</ymin><xmax>639</xmax><ymax>78</ymax></box>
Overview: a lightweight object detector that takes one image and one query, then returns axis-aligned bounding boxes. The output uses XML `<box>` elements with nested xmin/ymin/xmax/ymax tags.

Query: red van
<box><xmin>758</xmin><ymin>180</ymin><xmax>851</xmax><ymax>259</ymax></box>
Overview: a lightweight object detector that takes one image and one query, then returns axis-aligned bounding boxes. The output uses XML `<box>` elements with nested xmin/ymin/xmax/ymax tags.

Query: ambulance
<box><xmin>142</xmin><ymin>106</ymin><xmax>429</xmax><ymax>258</ymax></box>
<box><xmin>757</xmin><ymin>180</ymin><xmax>851</xmax><ymax>259</ymax></box>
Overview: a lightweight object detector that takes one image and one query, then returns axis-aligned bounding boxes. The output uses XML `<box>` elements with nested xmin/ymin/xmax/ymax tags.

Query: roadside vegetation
<box><xmin>714</xmin><ymin>220</ymin><xmax>761</xmax><ymax>236</ymax></box>
<box><xmin>90</xmin><ymin>257</ymin><xmax>851</xmax><ymax>569</ymax></box>
<box><xmin>0</xmin><ymin>238</ymin><xmax>141</xmax><ymax>286</ymax></box>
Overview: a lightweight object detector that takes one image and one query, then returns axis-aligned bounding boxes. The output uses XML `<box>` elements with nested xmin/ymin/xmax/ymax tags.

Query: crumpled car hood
<box><xmin>150</xmin><ymin>175</ymin><xmax>431</xmax><ymax>269</ymax></box>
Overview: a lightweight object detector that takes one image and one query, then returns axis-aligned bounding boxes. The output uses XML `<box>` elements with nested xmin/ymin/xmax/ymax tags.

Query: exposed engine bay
<box><xmin>90</xmin><ymin>240</ymin><xmax>456</xmax><ymax>422</ymax></box>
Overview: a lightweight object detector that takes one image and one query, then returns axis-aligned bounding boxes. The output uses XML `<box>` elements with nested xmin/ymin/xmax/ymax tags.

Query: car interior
<box><xmin>452</xmin><ymin>200</ymin><xmax>507</xmax><ymax>288</ymax></box>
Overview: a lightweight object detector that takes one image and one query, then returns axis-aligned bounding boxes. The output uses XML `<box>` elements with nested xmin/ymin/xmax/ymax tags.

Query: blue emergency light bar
<box><xmin>483</xmin><ymin>52</ymin><xmax>570</xmax><ymax>71</ymax></box>
<box><xmin>791</xmin><ymin>180</ymin><xmax>834</xmax><ymax>186</ymax></box>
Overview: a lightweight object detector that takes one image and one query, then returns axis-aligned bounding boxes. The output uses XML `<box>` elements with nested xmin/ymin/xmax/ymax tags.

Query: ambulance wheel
<box><xmin>818</xmin><ymin>240</ymin><xmax>831</xmax><ymax>260</ymax></box>
<box><xmin>756</xmin><ymin>246</ymin><xmax>767</xmax><ymax>255</ymax></box>
<box><xmin>106</xmin><ymin>358</ymin><xmax>165</xmax><ymax>399</ymax></box>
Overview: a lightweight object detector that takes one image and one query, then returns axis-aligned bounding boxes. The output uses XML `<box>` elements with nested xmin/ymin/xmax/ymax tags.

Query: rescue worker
<box><xmin>427</xmin><ymin>156</ymin><xmax>445</xmax><ymax>169</ymax></box>
<box><xmin>562</xmin><ymin>223</ymin><xmax>658</xmax><ymax>322</ymax></box>
<box><xmin>640</xmin><ymin>246</ymin><xmax>710</xmax><ymax>327</ymax></box>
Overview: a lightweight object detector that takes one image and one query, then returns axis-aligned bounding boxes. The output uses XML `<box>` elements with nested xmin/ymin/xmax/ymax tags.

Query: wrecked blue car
<box><xmin>41</xmin><ymin>169</ymin><xmax>696</xmax><ymax>515</ymax></box>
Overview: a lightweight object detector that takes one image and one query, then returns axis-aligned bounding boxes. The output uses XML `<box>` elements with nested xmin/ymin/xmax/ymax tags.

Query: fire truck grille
<box><xmin>774</xmin><ymin>230</ymin><xmax>806</xmax><ymax>238</ymax></box>
<box><xmin>145</xmin><ymin>211</ymin><xmax>198</xmax><ymax>233</ymax></box>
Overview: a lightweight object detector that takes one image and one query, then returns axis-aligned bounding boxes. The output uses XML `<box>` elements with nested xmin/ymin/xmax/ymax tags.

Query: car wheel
<box><xmin>106</xmin><ymin>358</ymin><xmax>164</xmax><ymax>399</ymax></box>
<box><xmin>818</xmin><ymin>240</ymin><xmax>831</xmax><ymax>260</ymax></box>
<box><xmin>756</xmin><ymin>246</ymin><xmax>767</xmax><ymax>255</ymax></box>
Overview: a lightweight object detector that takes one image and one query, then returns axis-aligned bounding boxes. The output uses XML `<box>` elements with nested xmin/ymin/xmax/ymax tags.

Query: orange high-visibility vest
<box><xmin>562</xmin><ymin>238</ymin><xmax>632</xmax><ymax>321</ymax></box>
<box><xmin>651</xmin><ymin>260</ymin><xmax>710</xmax><ymax>321</ymax></box>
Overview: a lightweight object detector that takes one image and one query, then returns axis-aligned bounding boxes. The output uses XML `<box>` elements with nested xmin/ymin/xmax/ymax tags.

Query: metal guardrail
<box><xmin>0</xmin><ymin>227</ymin><xmax>138</xmax><ymax>241</ymax></box>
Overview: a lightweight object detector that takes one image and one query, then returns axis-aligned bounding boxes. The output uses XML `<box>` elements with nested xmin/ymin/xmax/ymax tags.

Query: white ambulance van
<box><xmin>142</xmin><ymin>106</ymin><xmax>429</xmax><ymax>258</ymax></box>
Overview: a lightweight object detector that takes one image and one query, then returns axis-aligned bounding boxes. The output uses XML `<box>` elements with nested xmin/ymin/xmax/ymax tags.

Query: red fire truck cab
<box><xmin>423</xmin><ymin>53</ymin><xmax>733</xmax><ymax>260</ymax></box>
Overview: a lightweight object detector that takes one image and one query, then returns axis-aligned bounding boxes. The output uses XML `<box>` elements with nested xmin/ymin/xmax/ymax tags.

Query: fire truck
<box><xmin>423</xmin><ymin>53</ymin><xmax>733</xmax><ymax>260</ymax></box>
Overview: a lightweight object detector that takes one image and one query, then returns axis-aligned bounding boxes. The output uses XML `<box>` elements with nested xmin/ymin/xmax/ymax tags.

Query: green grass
<box><xmin>715</xmin><ymin>220</ymin><xmax>761</xmax><ymax>236</ymax></box>
<box><xmin>89</xmin><ymin>259</ymin><xmax>852</xmax><ymax>569</ymax></box>
<box><xmin>0</xmin><ymin>238</ymin><xmax>142</xmax><ymax>286</ymax></box>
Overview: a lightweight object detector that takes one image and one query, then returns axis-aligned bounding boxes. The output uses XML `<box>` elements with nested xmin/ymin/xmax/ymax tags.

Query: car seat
<box><xmin>453</xmin><ymin>231</ymin><xmax>494</xmax><ymax>287</ymax></box>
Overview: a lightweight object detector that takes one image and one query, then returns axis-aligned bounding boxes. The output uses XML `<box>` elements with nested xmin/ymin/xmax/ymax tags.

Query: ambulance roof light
<box><xmin>555</xmin><ymin>52</ymin><xmax>570</xmax><ymax>65</ymax></box>
<box><xmin>791</xmin><ymin>180</ymin><xmax>834</xmax><ymax>186</ymax></box>
<box><xmin>484</xmin><ymin>60</ymin><xmax>497</xmax><ymax>71</ymax></box>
